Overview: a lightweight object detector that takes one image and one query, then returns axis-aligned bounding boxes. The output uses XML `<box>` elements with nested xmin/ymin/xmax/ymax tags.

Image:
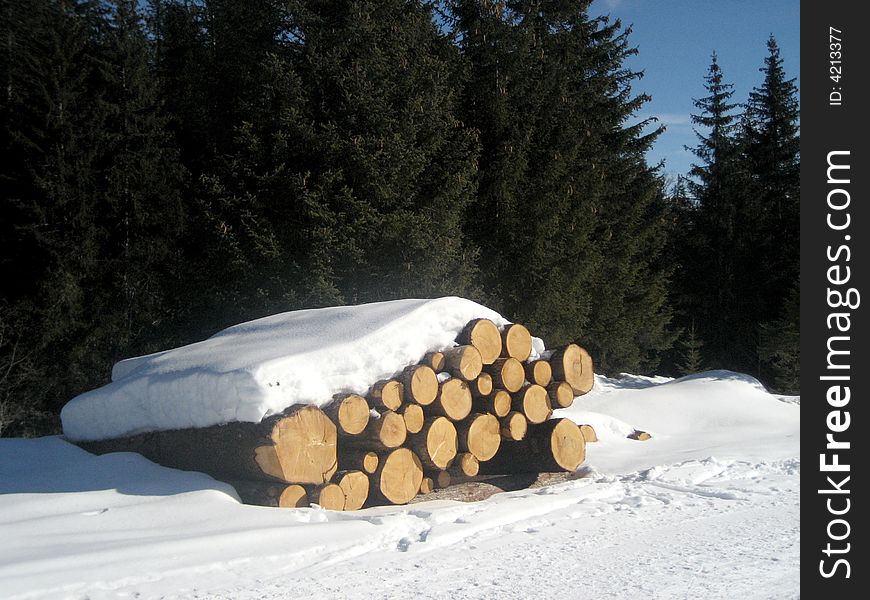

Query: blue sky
<box><xmin>588</xmin><ymin>0</ymin><xmax>800</xmax><ymax>180</ymax></box>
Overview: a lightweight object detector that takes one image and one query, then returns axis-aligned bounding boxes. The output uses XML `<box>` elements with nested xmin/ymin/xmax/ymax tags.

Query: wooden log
<box><xmin>77</xmin><ymin>405</ymin><xmax>338</xmax><ymax>484</ymax></box>
<box><xmin>399</xmin><ymin>403</ymin><xmax>425</xmax><ymax>434</ymax></box>
<box><xmin>500</xmin><ymin>323</ymin><xmax>532</xmax><ymax>361</ymax></box>
<box><xmin>547</xmin><ymin>381</ymin><xmax>575</xmax><ymax>409</ymax></box>
<box><xmin>340</xmin><ymin>449</ymin><xmax>379</xmax><ymax>474</ymax></box>
<box><xmin>550</xmin><ymin>343</ymin><xmax>594</xmax><ymax>395</ymax></box>
<box><xmin>400</xmin><ymin>365</ymin><xmax>439</xmax><ymax>406</ymax></box>
<box><xmin>228</xmin><ymin>480</ymin><xmax>309</xmax><ymax>508</ymax></box>
<box><xmin>499</xmin><ymin>411</ymin><xmax>528</xmax><ymax>441</ymax></box>
<box><xmin>579</xmin><ymin>424</ymin><xmax>598</xmax><ymax>443</ymax></box>
<box><xmin>511</xmin><ymin>384</ymin><xmax>553</xmax><ymax>424</ymax></box>
<box><xmin>485</xmin><ymin>357</ymin><xmax>525</xmax><ymax>392</ymax></box>
<box><xmin>456</xmin><ymin>413</ymin><xmax>501</xmax><ymax>461</ymax></box>
<box><xmin>406</xmin><ymin>416</ymin><xmax>457</xmax><ymax>470</ymax></box>
<box><xmin>473</xmin><ymin>389</ymin><xmax>511</xmax><ymax>418</ymax></box>
<box><xmin>368</xmin><ymin>380</ymin><xmax>403</xmax><ymax>412</ymax></box>
<box><xmin>421</xmin><ymin>351</ymin><xmax>446</xmax><ymax>372</ymax></box>
<box><xmin>442</xmin><ymin>345</ymin><xmax>483</xmax><ymax>381</ymax></box>
<box><xmin>369</xmin><ymin>448</ymin><xmax>424</xmax><ymax>505</ymax></box>
<box><xmin>524</xmin><ymin>359</ymin><xmax>552</xmax><ymax>387</ymax></box>
<box><xmin>469</xmin><ymin>372</ymin><xmax>494</xmax><ymax>397</ymax></box>
<box><xmin>456</xmin><ymin>318</ymin><xmax>502</xmax><ymax>365</ymax></box>
<box><xmin>447</xmin><ymin>452</ymin><xmax>480</xmax><ymax>478</ymax></box>
<box><xmin>410</xmin><ymin>471</ymin><xmax>587</xmax><ymax>503</ymax></box>
<box><xmin>428</xmin><ymin>378</ymin><xmax>473</xmax><ymax>421</ymax></box>
<box><xmin>479</xmin><ymin>418</ymin><xmax>586</xmax><ymax>475</ymax></box>
<box><xmin>307</xmin><ymin>482</ymin><xmax>346</xmax><ymax>510</ymax></box>
<box><xmin>340</xmin><ymin>410</ymin><xmax>406</xmax><ymax>450</ymax></box>
<box><xmin>421</xmin><ymin>470</ymin><xmax>451</xmax><ymax>493</ymax></box>
<box><xmin>333</xmin><ymin>470</ymin><xmax>370</xmax><ymax>511</ymax></box>
<box><xmin>323</xmin><ymin>393</ymin><xmax>370</xmax><ymax>435</ymax></box>
<box><xmin>629</xmin><ymin>429</ymin><xmax>652</xmax><ymax>441</ymax></box>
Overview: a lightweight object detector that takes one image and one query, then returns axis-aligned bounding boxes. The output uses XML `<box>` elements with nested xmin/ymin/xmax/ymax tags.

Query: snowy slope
<box><xmin>2</xmin><ymin>372</ymin><xmax>799</xmax><ymax>600</ymax></box>
<box><xmin>62</xmin><ymin>297</ymin><xmax>506</xmax><ymax>441</ymax></box>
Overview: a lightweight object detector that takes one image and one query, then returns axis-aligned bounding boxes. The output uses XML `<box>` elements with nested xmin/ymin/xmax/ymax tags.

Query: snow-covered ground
<box><xmin>1</xmin><ymin>371</ymin><xmax>799</xmax><ymax>600</ymax></box>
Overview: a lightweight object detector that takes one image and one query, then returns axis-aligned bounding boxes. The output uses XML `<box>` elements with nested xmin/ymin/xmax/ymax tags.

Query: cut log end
<box><xmin>374</xmin><ymin>411</ymin><xmax>407</xmax><ymax>448</ymax></box>
<box><xmin>471</xmin><ymin>372</ymin><xmax>494</xmax><ymax>397</ymax></box>
<box><xmin>400</xmin><ymin>403</ymin><xmax>425</xmax><ymax>434</ymax></box>
<box><xmin>525</xmin><ymin>359</ymin><xmax>552</xmax><ymax>387</ymax></box>
<box><xmin>548</xmin><ymin>419</ymin><xmax>586</xmax><ymax>470</ymax></box>
<box><xmin>443</xmin><ymin>345</ymin><xmax>483</xmax><ymax>381</ymax></box>
<box><xmin>432</xmin><ymin>378</ymin><xmax>473</xmax><ymax>421</ymax></box>
<box><xmin>487</xmin><ymin>357</ymin><xmax>525</xmax><ymax>393</ymax></box>
<box><xmin>309</xmin><ymin>483</ymin><xmax>346</xmax><ymax>511</ymax></box>
<box><xmin>421</xmin><ymin>351</ymin><xmax>446</xmax><ymax>372</ymax></box>
<box><xmin>408</xmin><ymin>416</ymin><xmax>458</xmax><ymax>470</ymax></box>
<box><xmin>402</xmin><ymin>365</ymin><xmax>439</xmax><ymax>406</ymax></box>
<box><xmin>458</xmin><ymin>413</ymin><xmax>501</xmax><ymax>461</ymax></box>
<box><xmin>334</xmin><ymin>470</ymin><xmax>370</xmax><ymax>511</ymax></box>
<box><xmin>551</xmin><ymin>344</ymin><xmax>594</xmax><ymax>395</ymax></box>
<box><xmin>373</xmin><ymin>448</ymin><xmax>424</xmax><ymax>505</ymax></box>
<box><xmin>579</xmin><ymin>424</ymin><xmax>598</xmax><ymax>443</ymax></box>
<box><xmin>369</xmin><ymin>380</ymin><xmax>403</xmax><ymax>412</ymax></box>
<box><xmin>257</xmin><ymin>405</ymin><xmax>338</xmax><ymax>484</ymax></box>
<box><xmin>327</xmin><ymin>393</ymin><xmax>370</xmax><ymax>435</ymax></box>
<box><xmin>475</xmin><ymin>389</ymin><xmax>512</xmax><ymax>418</ymax></box>
<box><xmin>457</xmin><ymin>318</ymin><xmax>502</xmax><ymax>365</ymax></box>
<box><xmin>449</xmin><ymin>452</ymin><xmax>480</xmax><ymax>477</ymax></box>
<box><xmin>547</xmin><ymin>381</ymin><xmax>575</xmax><ymax>409</ymax></box>
<box><xmin>512</xmin><ymin>384</ymin><xmax>553</xmax><ymax>424</ymax></box>
<box><xmin>629</xmin><ymin>429</ymin><xmax>652</xmax><ymax>441</ymax></box>
<box><xmin>500</xmin><ymin>411</ymin><xmax>528</xmax><ymax>441</ymax></box>
<box><xmin>501</xmin><ymin>323</ymin><xmax>532</xmax><ymax>361</ymax></box>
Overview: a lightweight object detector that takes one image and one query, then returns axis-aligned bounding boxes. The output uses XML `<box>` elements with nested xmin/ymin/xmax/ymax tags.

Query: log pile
<box><xmin>77</xmin><ymin>318</ymin><xmax>601</xmax><ymax>510</ymax></box>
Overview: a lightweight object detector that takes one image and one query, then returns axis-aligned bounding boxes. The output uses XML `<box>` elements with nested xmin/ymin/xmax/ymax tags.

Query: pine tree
<box><xmin>758</xmin><ymin>281</ymin><xmax>799</xmax><ymax>394</ymax></box>
<box><xmin>743</xmin><ymin>36</ymin><xmax>800</xmax><ymax>323</ymax></box>
<box><xmin>676</xmin><ymin>321</ymin><xmax>704</xmax><ymax>376</ymax></box>
<box><xmin>452</xmin><ymin>1</ymin><xmax>674</xmax><ymax>373</ymax></box>
<box><xmin>684</xmin><ymin>54</ymin><xmax>755</xmax><ymax>372</ymax></box>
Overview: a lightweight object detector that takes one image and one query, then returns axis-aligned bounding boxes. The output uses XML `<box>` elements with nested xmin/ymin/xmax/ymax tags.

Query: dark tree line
<box><xmin>1</xmin><ymin>1</ymin><xmax>798</xmax><ymax>436</ymax></box>
<box><xmin>666</xmin><ymin>39</ymin><xmax>800</xmax><ymax>393</ymax></box>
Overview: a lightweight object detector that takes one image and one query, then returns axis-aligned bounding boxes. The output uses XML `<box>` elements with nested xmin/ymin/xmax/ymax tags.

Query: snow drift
<box><xmin>61</xmin><ymin>297</ymin><xmax>507</xmax><ymax>441</ymax></box>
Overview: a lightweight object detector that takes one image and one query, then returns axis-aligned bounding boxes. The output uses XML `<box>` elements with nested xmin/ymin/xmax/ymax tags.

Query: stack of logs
<box><xmin>78</xmin><ymin>318</ymin><xmax>599</xmax><ymax>510</ymax></box>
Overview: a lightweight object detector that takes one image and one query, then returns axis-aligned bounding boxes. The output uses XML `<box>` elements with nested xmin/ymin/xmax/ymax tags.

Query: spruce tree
<box><xmin>452</xmin><ymin>1</ymin><xmax>674</xmax><ymax>373</ymax></box>
<box><xmin>684</xmin><ymin>54</ymin><xmax>755</xmax><ymax>372</ymax></box>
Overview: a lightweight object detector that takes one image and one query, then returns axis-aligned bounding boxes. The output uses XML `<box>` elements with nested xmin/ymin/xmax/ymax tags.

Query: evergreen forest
<box><xmin>0</xmin><ymin>1</ymin><xmax>800</xmax><ymax>436</ymax></box>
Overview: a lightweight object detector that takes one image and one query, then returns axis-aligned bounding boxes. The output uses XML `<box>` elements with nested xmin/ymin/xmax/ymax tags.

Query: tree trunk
<box><xmin>479</xmin><ymin>418</ymin><xmax>586</xmax><ymax>474</ymax></box>
<box><xmin>76</xmin><ymin>405</ymin><xmax>338</xmax><ymax>484</ymax></box>
<box><xmin>406</xmin><ymin>416</ymin><xmax>457</xmax><ymax>470</ymax></box>
<box><xmin>456</xmin><ymin>318</ymin><xmax>502</xmax><ymax>364</ymax></box>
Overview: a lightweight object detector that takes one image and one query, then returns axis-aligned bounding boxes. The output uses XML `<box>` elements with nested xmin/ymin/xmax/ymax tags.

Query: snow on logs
<box><xmin>75</xmin><ymin>316</ymin><xmax>596</xmax><ymax>510</ymax></box>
